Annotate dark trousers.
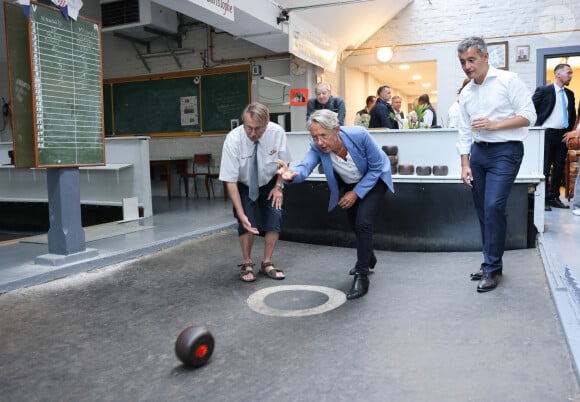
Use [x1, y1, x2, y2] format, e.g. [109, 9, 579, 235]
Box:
[340, 178, 388, 275]
[544, 128, 568, 201]
[470, 141, 523, 273]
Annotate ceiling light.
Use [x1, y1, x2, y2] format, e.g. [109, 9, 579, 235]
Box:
[399, 64, 410, 70]
[422, 83, 432, 88]
[412, 74, 422, 80]
[376, 47, 393, 63]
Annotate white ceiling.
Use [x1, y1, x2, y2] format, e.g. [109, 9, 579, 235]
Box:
[274, 0, 412, 55]
[274, 1, 436, 100]
[358, 60, 438, 100]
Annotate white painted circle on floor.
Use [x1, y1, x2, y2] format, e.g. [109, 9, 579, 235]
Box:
[247, 285, 346, 317]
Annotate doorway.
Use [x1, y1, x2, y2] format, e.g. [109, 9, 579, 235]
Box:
[536, 46, 580, 93]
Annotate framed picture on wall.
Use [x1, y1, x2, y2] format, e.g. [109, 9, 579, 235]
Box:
[290, 89, 308, 106]
[488, 41, 508, 70]
[516, 45, 530, 62]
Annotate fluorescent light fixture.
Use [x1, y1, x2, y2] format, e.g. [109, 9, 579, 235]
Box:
[261, 76, 291, 86]
[399, 64, 410, 70]
[412, 74, 422, 80]
[422, 83, 432, 88]
[376, 47, 393, 63]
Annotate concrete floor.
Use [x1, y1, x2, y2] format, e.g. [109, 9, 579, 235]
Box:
[0, 196, 579, 401]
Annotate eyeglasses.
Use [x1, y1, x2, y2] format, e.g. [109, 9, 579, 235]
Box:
[311, 133, 330, 143]
[243, 124, 266, 135]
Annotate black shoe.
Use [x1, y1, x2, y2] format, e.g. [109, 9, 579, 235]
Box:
[477, 271, 501, 293]
[544, 204, 552, 211]
[470, 270, 483, 281]
[471, 268, 501, 281]
[347, 274, 369, 300]
[549, 198, 569, 209]
[349, 254, 377, 275]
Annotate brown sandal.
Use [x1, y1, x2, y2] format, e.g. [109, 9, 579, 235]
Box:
[260, 261, 285, 280]
[238, 262, 256, 282]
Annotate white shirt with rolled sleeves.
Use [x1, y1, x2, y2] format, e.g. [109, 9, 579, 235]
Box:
[455, 66, 537, 155]
[219, 121, 292, 186]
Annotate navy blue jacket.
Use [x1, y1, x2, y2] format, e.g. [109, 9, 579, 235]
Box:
[368, 99, 396, 129]
[532, 85, 576, 128]
[306, 96, 346, 125]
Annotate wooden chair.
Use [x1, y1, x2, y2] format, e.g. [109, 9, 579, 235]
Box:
[182, 154, 211, 199]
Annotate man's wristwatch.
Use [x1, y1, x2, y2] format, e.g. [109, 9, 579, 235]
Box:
[276, 183, 284, 190]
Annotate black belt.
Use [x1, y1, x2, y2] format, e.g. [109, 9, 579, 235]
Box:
[545, 128, 567, 134]
[475, 140, 520, 147]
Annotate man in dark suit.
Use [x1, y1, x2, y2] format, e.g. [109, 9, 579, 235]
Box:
[533, 63, 576, 211]
[369, 85, 397, 129]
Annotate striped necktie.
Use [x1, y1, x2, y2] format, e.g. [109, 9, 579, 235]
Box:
[249, 141, 259, 201]
[560, 88, 568, 129]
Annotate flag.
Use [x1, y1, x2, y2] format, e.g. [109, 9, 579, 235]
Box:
[50, 0, 69, 19]
[16, 0, 30, 19]
[67, 0, 83, 20]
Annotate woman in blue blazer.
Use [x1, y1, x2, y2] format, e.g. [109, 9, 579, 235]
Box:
[278, 109, 394, 299]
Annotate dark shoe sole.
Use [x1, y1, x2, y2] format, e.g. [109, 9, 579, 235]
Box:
[347, 291, 368, 300]
[477, 285, 497, 293]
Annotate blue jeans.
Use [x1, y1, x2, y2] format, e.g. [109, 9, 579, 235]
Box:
[341, 178, 388, 275]
[235, 176, 281, 235]
[470, 141, 524, 273]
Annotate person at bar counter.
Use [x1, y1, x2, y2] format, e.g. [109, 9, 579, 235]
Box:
[417, 93, 438, 128]
[306, 82, 346, 125]
[277, 109, 394, 300]
[391, 95, 405, 128]
[354, 95, 376, 126]
[456, 36, 536, 293]
[369, 85, 397, 129]
[219, 102, 292, 283]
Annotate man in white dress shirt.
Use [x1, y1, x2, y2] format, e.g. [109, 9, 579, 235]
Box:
[456, 36, 537, 293]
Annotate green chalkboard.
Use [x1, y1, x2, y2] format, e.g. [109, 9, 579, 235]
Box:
[201, 71, 250, 132]
[112, 76, 200, 135]
[105, 67, 250, 135]
[4, 2, 35, 168]
[103, 83, 113, 136]
[29, 2, 104, 167]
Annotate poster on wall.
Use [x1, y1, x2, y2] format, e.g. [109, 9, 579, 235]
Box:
[180, 96, 199, 126]
[290, 89, 308, 106]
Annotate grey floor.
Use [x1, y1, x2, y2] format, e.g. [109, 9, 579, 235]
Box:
[0, 195, 579, 401]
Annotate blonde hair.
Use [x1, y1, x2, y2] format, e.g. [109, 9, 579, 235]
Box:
[242, 102, 270, 125]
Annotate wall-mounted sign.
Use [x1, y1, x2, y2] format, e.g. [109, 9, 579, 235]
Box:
[289, 14, 337, 72]
[290, 89, 308, 106]
[188, 0, 235, 22]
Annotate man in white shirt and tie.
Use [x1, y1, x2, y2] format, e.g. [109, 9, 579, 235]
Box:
[219, 102, 292, 282]
[533, 63, 576, 211]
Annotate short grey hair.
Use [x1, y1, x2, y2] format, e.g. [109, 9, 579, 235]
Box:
[457, 36, 487, 56]
[307, 109, 339, 131]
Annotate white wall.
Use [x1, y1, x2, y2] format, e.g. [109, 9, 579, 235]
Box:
[342, 0, 580, 127]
